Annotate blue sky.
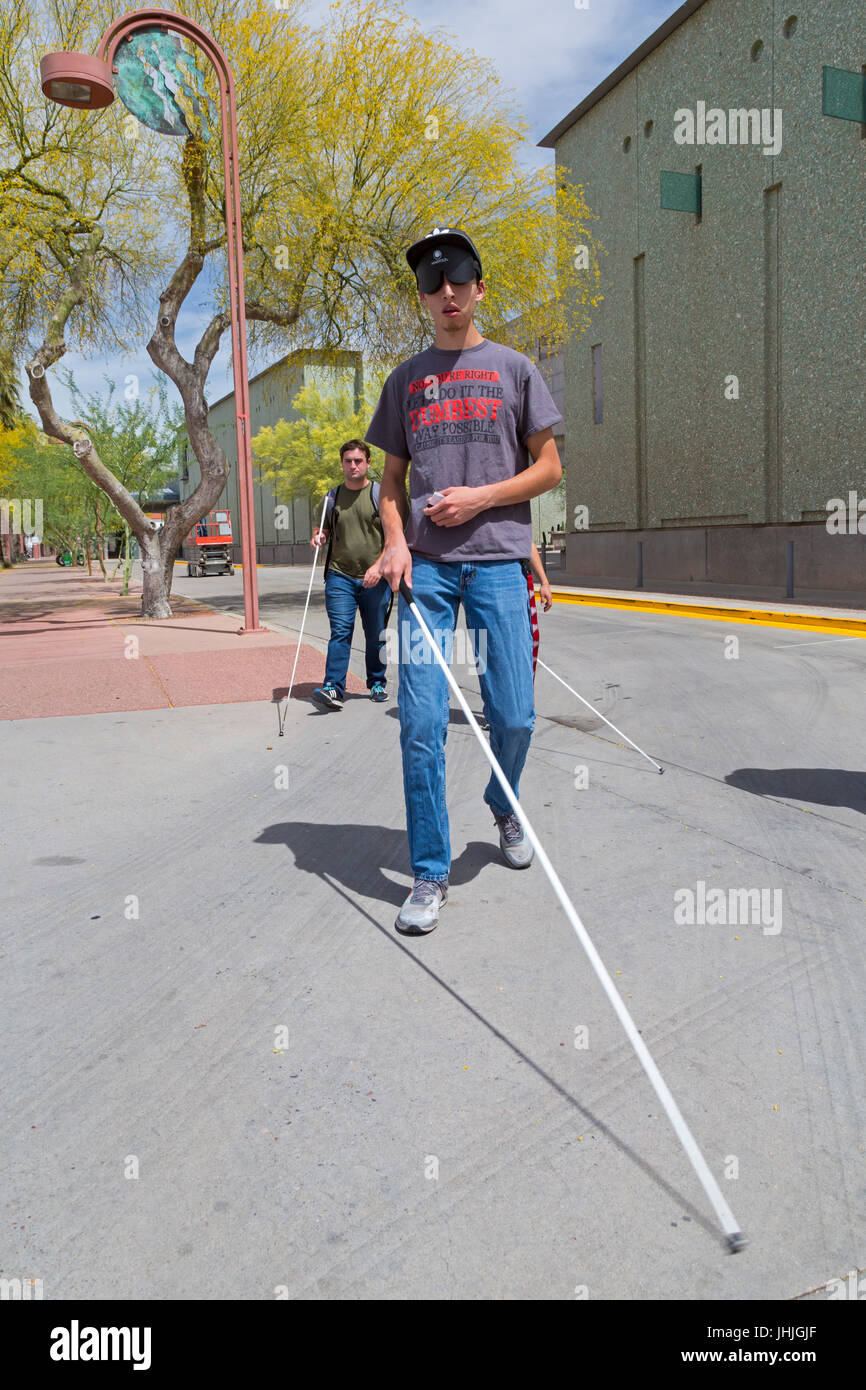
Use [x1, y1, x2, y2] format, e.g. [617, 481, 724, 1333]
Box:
[25, 0, 677, 422]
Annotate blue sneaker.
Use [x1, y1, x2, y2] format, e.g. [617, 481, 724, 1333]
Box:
[312, 685, 343, 711]
[369, 682, 388, 702]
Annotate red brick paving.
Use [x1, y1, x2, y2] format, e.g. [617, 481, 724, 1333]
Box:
[0, 561, 365, 720]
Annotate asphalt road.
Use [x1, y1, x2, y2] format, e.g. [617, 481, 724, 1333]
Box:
[4, 564, 865, 1299]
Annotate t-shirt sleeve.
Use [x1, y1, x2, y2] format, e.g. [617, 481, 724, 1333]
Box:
[365, 369, 410, 459]
[519, 362, 563, 444]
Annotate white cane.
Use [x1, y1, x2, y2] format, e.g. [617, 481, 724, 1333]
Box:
[278, 493, 330, 736]
[537, 658, 664, 774]
[399, 578, 745, 1253]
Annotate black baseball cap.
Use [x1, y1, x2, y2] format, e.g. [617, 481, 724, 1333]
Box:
[406, 226, 483, 293]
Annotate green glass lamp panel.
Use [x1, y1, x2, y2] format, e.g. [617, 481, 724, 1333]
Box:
[822, 66, 866, 124]
[115, 27, 217, 140]
[660, 170, 702, 214]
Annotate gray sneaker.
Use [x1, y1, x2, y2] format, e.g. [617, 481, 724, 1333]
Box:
[395, 879, 448, 935]
[492, 810, 534, 869]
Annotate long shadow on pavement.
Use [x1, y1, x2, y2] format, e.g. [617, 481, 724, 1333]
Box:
[256, 820, 499, 905]
[255, 818, 730, 1253]
[727, 767, 866, 814]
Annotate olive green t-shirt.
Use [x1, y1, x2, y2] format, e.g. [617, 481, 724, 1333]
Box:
[327, 482, 384, 579]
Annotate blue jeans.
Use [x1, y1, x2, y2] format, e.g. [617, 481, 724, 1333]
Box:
[397, 558, 535, 883]
[323, 570, 391, 695]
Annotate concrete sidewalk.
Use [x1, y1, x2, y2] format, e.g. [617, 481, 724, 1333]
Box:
[4, 590, 865, 1299]
[0, 561, 365, 720]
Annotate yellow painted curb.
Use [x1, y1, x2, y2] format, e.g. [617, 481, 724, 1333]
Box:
[548, 589, 866, 638]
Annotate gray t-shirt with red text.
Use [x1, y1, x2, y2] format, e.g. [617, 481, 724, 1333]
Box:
[365, 338, 562, 563]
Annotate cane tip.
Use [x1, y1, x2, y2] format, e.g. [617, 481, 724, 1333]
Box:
[727, 1231, 747, 1254]
[658, 766, 665, 775]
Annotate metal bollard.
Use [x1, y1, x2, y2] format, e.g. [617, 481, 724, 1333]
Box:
[786, 539, 794, 599]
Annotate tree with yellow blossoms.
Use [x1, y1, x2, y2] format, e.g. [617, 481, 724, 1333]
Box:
[2, 0, 601, 615]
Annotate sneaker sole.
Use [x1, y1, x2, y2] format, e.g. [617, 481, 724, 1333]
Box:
[394, 916, 439, 935]
[501, 848, 534, 869]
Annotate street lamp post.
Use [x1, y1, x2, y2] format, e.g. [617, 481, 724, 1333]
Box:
[40, 8, 264, 633]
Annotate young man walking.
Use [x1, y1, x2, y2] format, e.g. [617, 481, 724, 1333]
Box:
[310, 440, 392, 711]
[365, 227, 563, 933]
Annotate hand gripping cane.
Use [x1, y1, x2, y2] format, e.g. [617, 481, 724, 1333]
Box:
[399, 578, 746, 1253]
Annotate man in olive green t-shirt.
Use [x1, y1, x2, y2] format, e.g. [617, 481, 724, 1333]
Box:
[310, 439, 392, 711]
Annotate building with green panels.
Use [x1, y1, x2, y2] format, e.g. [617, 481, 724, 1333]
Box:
[179, 349, 363, 564]
[540, 0, 866, 598]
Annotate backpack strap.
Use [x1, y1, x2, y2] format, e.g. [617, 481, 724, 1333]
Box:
[324, 484, 341, 525]
[322, 484, 341, 580]
[326, 480, 378, 523]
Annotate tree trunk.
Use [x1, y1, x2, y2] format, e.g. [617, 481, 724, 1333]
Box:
[121, 523, 132, 595]
[162, 536, 177, 602]
[140, 532, 172, 618]
[93, 501, 108, 579]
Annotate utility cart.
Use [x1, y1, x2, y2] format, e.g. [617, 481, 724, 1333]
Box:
[184, 509, 235, 577]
